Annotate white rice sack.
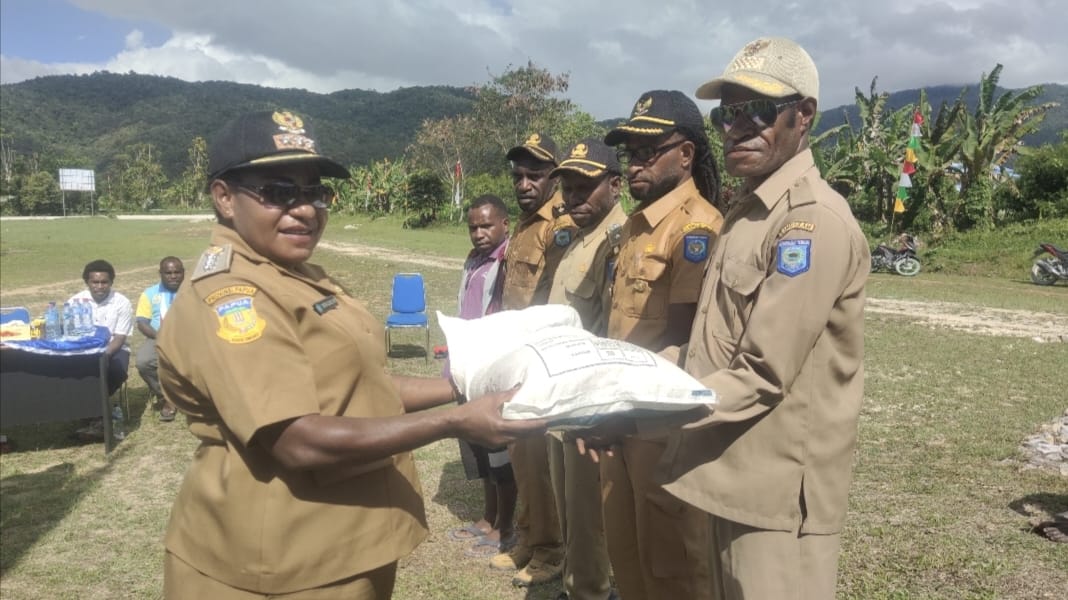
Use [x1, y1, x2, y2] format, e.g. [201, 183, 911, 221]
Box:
[441, 313, 715, 429]
[438, 305, 583, 399]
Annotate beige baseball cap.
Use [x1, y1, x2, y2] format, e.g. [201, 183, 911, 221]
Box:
[696, 37, 819, 103]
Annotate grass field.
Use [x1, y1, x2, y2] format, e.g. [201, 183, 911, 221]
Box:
[1, 215, 1066, 599]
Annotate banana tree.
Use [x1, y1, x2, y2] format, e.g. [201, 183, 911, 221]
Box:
[957, 64, 1053, 229]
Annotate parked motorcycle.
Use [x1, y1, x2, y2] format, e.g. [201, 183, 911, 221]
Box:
[1030, 243, 1068, 286]
[871, 233, 921, 276]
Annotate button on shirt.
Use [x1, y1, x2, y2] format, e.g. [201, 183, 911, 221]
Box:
[653, 149, 870, 535]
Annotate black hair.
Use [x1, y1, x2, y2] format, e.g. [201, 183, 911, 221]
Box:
[468, 194, 509, 219]
[677, 125, 723, 212]
[160, 256, 184, 269]
[82, 259, 116, 282]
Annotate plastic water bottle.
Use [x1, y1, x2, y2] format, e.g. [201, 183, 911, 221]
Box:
[62, 302, 75, 337]
[84, 299, 96, 333]
[111, 404, 126, 441]
[43, 302, 61, 340]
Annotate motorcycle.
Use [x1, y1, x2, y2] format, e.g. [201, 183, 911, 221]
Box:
[871, 233, 921, 277]
[1030, 243, 1068, 286]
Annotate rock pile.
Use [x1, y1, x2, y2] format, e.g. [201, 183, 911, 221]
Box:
[1020, 408, 1068, 477]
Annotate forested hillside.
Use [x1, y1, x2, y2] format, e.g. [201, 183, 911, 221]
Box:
[0, 72, 475, 177]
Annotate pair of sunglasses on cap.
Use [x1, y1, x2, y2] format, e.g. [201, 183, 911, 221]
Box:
[709, 98, 801, 131]
[228, 181, 335, 210]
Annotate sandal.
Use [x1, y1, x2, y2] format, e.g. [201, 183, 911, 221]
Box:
[464, 535, 505, 558]
[159, 406, 177, 422]
[448, 523, 489, 542]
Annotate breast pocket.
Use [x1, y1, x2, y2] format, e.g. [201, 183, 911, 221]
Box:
[711, 257, 764, 341]
[510, 246, 544, 291]
[621, 255, 669, 319]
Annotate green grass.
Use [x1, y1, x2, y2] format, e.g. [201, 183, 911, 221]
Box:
[2, 216, 1067, 599]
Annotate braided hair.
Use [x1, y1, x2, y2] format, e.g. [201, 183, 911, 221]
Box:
[678, 125, 723, 213]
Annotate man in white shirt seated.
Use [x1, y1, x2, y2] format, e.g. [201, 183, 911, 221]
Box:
[68, 259, 133, 397]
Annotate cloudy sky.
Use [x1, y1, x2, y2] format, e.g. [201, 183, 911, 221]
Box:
[1, 0, 1065, 119]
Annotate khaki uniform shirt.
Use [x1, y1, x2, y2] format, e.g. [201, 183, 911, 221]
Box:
[502, 191, 575, 310]
[157, 225, 427, 593]
[607, 178, 723, 349]
[653, 149, 870, 535]
[547, 203, 627, 337]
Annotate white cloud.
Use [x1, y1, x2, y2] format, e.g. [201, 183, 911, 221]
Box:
[124, 29, 143, 50]
[5, 0, 1066, 118]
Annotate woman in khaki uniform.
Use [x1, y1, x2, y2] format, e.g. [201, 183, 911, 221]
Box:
[157, 110, 544, 600]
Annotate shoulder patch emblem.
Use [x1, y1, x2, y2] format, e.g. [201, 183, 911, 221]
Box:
[191, 244, 233, 281]
[776, 239, 811, 277]
[215, 296, 266, 344]
[554, 228, 573, 247]
[683, 233, 710, 263]
[777, 220, 816, 238]
[682, 221, 714, 234]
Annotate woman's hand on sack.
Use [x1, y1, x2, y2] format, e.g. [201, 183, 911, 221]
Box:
[453, 387, 547, 448]
[569, 416, 636, 463]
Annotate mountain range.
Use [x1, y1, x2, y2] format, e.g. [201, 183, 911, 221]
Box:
[0, 73, 1063, 178]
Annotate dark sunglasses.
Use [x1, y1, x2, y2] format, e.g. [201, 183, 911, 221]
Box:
[229, 181, 334, 210]
[615, 139, 687, 166]
[709, 98, 801, 131]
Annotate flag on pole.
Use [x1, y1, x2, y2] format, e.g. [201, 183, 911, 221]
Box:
[453, 160, 463, 208]
[895, 111, 923, 214]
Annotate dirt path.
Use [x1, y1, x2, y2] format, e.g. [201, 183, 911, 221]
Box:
[866, 298, 1068, 343]
[317, 240, 465, 270]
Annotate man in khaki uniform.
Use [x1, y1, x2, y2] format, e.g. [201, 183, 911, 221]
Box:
[157, 109, 545, 599]
[600, 90, 723, 600]
[545, 138, 626, 600]
[584, 39, 870, 600]
[492, 133, 575, 587]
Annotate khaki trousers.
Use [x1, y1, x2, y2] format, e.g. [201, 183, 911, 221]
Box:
[510, 433, 563, 563]
[600, 437, 712, 600]
[164, 551, 397, 600]
[709, 516, 841, 600]
[549, 435, 612, 600]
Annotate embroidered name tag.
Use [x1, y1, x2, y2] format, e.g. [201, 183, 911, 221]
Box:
[313, 295, 339, 315]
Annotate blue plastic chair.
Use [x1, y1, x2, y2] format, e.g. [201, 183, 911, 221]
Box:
[385, 273, 429, 362]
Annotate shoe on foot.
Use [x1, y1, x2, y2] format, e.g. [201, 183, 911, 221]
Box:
[511, 557, 562, 587]
[159, 406, 177, 422]
[489, 543, 531, 571]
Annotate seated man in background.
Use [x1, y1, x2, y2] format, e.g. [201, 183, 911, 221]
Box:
[68, 259, 133, 397]
[136, 256, 185, 421]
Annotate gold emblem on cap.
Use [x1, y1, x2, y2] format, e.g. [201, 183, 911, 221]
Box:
[272, 111, 305, 134]
[633, 97, 653, 116]
[525, 133, 542, 146]
[742, 39, 770, 57]
[571, 143, 589, 158]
